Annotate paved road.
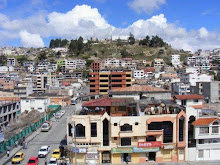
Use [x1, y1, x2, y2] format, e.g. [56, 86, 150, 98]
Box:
[5, 103, 81, 165]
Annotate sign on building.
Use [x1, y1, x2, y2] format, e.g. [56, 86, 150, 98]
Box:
[111, 147, 133, 153]
[137, 142, 161, 148]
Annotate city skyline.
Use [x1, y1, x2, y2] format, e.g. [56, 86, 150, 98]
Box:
[0, 0, 220, 51]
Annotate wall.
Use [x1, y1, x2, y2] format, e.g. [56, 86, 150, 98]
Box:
[21, 98, 49, 113]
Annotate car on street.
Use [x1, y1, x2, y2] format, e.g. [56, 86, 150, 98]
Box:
[12, 152, 25, 164]
[26, 157, 39, 165]
[38, 146, 50, 158]
[48, 158, 58, 165]
[41, 121, 52, 132]
[54, 112, 62, 120]
[51, 149, 61, 160]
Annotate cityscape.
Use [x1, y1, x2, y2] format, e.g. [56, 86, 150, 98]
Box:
[0, 0, 220, 165]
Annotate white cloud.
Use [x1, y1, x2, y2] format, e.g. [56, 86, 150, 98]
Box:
[19, 30, 44, 48]
[0, 5, 220, 51]
[128, 0, 166, 14]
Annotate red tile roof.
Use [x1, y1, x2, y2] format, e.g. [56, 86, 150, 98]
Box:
[174, 94, 204, 100]
[82, 97, 124, 107]
[192, 118, 220, 126]
[110, 85, 168, 92]
[190, 105, 207, 109]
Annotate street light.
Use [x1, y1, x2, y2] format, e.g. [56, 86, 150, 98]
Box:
[43, 101, 47, 121]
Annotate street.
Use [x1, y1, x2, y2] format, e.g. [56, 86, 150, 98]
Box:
[5, 103, 81, 165]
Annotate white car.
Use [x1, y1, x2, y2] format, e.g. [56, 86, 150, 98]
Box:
[48, 158, 58, 165]
[38, 146, 50, 158]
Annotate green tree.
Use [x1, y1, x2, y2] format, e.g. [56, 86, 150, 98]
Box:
[77, 36, 84, 52]
[17, 55, 28, 65]
[128, 33, 135, 45]
[56, 51, 61, 58]
[0, 55, 7, 65]
[120, 48, 131, 58]
[116, 38, 123, 47]
[69, 40, 78, 53]
[38, 51, 47, 61]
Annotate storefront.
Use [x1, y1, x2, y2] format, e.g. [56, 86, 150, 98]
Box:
[162, 145, 175, 162]
[71, 148, 87, 163]
[111, 147, 133, 164]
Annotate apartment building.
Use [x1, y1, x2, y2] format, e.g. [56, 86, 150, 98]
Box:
[37, 61, 50, 71]
[172, 83, 191, 95]
[153, 58, 164, 67]
[133, 70, 145, 79]
[34, 74, 51, 93]
[181, 73, 212, 86]
[171, 54, 181, 67]
[191, 81, 220, 103]
[173, 94, 203, 107]
[7, 58, 16, 66]
[67, 97, 187, 164]
[89, 70, 132, 95]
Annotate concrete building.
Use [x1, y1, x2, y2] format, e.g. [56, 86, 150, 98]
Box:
[0, 66, 14, 73]
[37, 61, 50, 71]
[172, 83, 191, 95]
[67, 97, 187, 164]
[153, 58, 164, 67]
[89, 70, 132, 95]
[171, 54, 181, 68]
[173, 94, 203, 107]
[191, 81, 220, 103]
[7, 58, 16, 66]
[181, 73, 212, 86]
[133, 70, 145, 79]
[0, 99, 20, 130]
[109, 85, 171, 101]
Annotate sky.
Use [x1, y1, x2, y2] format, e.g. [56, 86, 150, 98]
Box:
[0, 0, 220, 51]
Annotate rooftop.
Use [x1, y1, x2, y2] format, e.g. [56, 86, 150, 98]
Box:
[193, 118, 220, 126]
[174, 94, 204, 100]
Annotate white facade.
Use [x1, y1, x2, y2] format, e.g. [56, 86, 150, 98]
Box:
[185, 67, 199, 74]
[28, 65, 35, 72]
[175, 98, 203, 107]
[181, 73, 212, 86]
[52, 47, 68, 53]
[133, 70, 145, 79]
[153, 58, 164, 67]
[0, 66, 14, 73]
[7, 58, 16, 66]
[38, 62, 50, 71]
[171, 54, 181, 67]
[21, 98, 49, 113]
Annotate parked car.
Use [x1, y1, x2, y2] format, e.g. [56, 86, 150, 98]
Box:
[38, 146, 50, 158]
[12, 152, 25, 164]
[54, 112, 62, 120]
[51, 149, 61, 160]
[27, 157, 39, 165]
[48, 158, 58, 165]
[41, 122, 52, 132]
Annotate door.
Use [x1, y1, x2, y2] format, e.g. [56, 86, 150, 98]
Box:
[149, 152, 156, 161]
[178, 148, 184, 161]
[163, 149, 172, 161]
[102, 151, 111, 163]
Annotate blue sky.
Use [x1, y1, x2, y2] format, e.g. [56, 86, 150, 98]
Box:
[0, 0, 220, 51]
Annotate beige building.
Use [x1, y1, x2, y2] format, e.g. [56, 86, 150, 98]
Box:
[67, 110, 186, 164]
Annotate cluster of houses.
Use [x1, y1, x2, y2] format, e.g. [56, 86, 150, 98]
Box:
[0, 46, 220, 163]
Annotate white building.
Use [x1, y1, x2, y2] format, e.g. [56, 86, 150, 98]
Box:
[37, 62, 50, 71]
[104, 58, 121, 68]
[185, 67, 200, 74]
[172, 83, 191, 95]
[0, 66, 14, 73]
[133, 70, 145, 79]
[66, 60, 77, 70]
[28, 65, 35, 72]
[76, 59, 86, 69]
[21, 97, 49, 113]
[7, 58, 16, 66]
[52, 47, 68, 53]
[173, 94, 203, 107]
[193, 114, 220, 161]
[181, 73, 212, 86]
[171, 54, 181, 67]
[153, 58, 164, 67]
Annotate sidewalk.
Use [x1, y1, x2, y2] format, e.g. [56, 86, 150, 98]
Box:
[1, 129, 40, 165]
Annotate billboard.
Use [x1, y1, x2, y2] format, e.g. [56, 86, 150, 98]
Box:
[137, 141, 161, 148]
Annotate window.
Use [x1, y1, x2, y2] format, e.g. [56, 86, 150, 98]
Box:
[198, 150, 203, 158]
[90, 80, 95, 82]
[114, 137, 117, 140]
[120, 124, 132, 132]
[199, 139, 204, 144]
[114, 123, 117, 126]
[90, 90, 95, 93]
[194, 99, 199, 102]
[112, 80, 122, 82]
[146, 136, 156, 141]
[112, 75, 122, 77]
[91, 123, 97, 137]
[112, 84, 122, 87]
[90, 85, 95, 87]
[68, 123, 73, 137]
[100, 85, 108, 87]
[199, 127, 209, 134]
[134, 136, 137, 140]
[135, 122, 138, 125]
[212, 122, 219, 134]
[75, 124, 85, 137]
[181, 100, 186, 106]
[179, 116, 185, 142]
[100, 80, 108, 82]
[121, 138, 131, 146]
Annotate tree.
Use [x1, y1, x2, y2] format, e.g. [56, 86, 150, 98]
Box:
[128, 33, 135, 45]
[139, 35, 150, 46]
[56, 51, 61, 58]
[116, 38, 123, 47]
[0, 55, 7, 65]
[120, 48, 131, 58]
[69, 40, 78, 53]
[38, 51, 47, 61]
[77, 36, 84, 52]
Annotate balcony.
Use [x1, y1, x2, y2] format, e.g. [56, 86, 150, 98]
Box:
[197, 143, 220, 150]
[146, 130, 163, 136]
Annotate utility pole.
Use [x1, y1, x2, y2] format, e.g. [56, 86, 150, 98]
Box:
[74, 121, 77, 165]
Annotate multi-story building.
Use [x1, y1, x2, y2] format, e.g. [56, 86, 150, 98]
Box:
[76, 59, 86, 69]
[66, 60, 77, 70]
[171, 54, 181, 68]
[133, 70, 145, 79]
[191, 81, 220, 103]
[34, 74, 51, 93]
[67, 97, 187, 164]
[172, 83, 191, 95]
[173, 94, 203, 107]
[153, 58, 164, 67]
[7, 58, 16, 66]
[181, 73, 212, 86]
[89, 70, 132, 95]
[0, 99, 20, 130]
[91, 61, 104, 71]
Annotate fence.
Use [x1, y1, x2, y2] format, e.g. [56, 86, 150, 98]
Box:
[0, 105, 61, 154]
